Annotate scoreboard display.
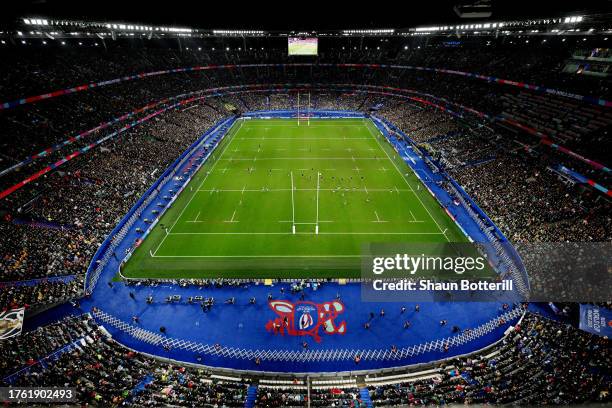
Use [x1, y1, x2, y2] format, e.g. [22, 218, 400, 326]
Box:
[288, 37, 318, 55]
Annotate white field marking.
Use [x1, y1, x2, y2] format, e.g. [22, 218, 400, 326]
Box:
[219, 168, 229, 174]
[409, 210, 417, 222]
[151, 254, 364, 259]
[239, 137, 371, 140]
[279, 220, 334, 223]
[167, 232, 444, 236]
[394, 186, 400, 194]
[197, 188, 412, 192]
[242, 124, 367, 128]
[186, 210, 205, 223]
[403, 175, 415, 191]
[364, 119, 449, 241]
[315, 171, 321, 230]
[373, 210, 388, 223]
[152, 119, 243, 255]
[219, 157, 384, 161]
[245, 120, 364, 123]
[290, 171, 296, 229]
[224, 209, 239, 223]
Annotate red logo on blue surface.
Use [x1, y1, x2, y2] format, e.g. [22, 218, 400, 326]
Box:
[266, 300, 346, 343]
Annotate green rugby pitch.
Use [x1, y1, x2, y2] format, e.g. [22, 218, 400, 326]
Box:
[121, 118, 469, 279]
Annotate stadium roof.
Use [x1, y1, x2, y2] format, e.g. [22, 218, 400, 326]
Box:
[3, 0, 610, 30]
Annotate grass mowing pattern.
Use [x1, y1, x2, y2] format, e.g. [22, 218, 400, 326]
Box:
[121, 118, 468, 279]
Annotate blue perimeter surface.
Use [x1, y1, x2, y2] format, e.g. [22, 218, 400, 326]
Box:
[87, 282, 520, 373]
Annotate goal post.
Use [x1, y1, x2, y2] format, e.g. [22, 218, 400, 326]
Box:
[296, 91, 311, 126]
[307, 92, 310, 126]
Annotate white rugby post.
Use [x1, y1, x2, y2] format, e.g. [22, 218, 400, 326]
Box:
[291, 171, 296, 234]
[315, 171, 320, 235]
[307, 92, 311, 126]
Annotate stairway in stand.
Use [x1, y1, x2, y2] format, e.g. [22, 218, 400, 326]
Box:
[244, 384, 258, 408]
[359, 383, 374, 408]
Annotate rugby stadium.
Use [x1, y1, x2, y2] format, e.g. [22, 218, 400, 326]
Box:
[0, 1, 610, 406]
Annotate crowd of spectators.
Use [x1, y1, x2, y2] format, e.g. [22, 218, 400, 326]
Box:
[2, 313, 247, 406]
[2, 42, 608, 160]
[2, 38, 608, 99]
[256, 386, 362, 407]
[0, 314, 93, 376]
[255, 387, 309, 407]
[515, 242, 610, 302]
[12, 324, 157, 405]
[1, 311, 608, 406]
[0, 276, 83, 313]
[450, 155, 610, 242]
[367, 312, 610, 405]
[131, 366, 247, 407]
[378, 101, 611, 243]
[1, 103, 222, 310]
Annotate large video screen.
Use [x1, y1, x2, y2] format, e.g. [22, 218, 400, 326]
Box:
[288, 37, 318, 55]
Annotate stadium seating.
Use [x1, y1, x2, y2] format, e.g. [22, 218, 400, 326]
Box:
[0, 32, 610, 405]
[1, 311, 609, 406]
